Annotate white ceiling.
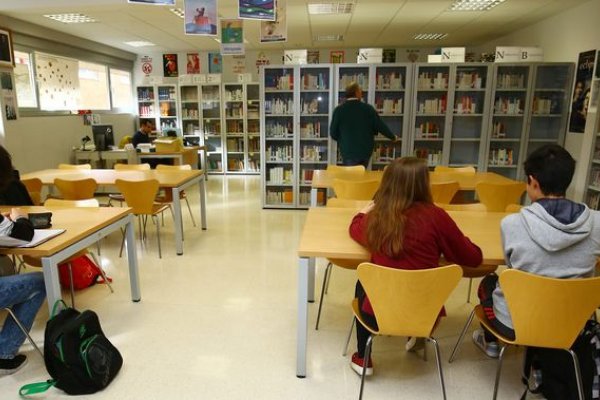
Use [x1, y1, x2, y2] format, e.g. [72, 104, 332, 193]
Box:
[0, 0, 592, 54]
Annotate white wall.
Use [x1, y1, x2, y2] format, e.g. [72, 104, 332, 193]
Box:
[473, 0, 600, 200]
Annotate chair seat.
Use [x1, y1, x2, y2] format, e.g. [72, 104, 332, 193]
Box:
[149, 203, 171, 216]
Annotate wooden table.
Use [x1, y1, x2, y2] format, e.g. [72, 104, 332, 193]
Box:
[295, 207, 508, 377]
[137, 147, 199, 168]
[0, 206, 140, 313]
[21, 169, 207, 255]
[310, 169, 518, 206]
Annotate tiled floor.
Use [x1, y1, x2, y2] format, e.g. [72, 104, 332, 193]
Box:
[2, 176, 531, 399]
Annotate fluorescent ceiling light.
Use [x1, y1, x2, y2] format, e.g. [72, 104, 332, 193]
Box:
[124, 41, 156, 47]
[308, 2, 355, 15]
[315, 34, 344, 41]
[43, 13, 97, 24]
[169, 8, 184, 18]
[413, 33, 448, 40]
[214, 38, 222, 43]
[450, 0, 506, 11]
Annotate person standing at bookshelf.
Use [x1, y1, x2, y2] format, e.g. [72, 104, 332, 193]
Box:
[330, 82, 397, 168]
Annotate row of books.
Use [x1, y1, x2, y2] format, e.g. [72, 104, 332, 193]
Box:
[224, 89, 243, 101]
[265, 74, 294, 90]
[226, 138, 244, 152]
[339, 74, 368, 90]
[299, 191, 324, 206]
[491, 122, 507, 138]
[266, 189, 293, 204]
[456, 72, 484, 89]
[417, 97, 447, 114]
[248, 138, 260, 152]
[138, 105, 155, 116]
[157, 87, 177, 101]
[532, 98, 557, 115]
[265, 98, 294, 115]
[300, 145, 326, 161]
[302, 74, 328, 90]
[376, 73, 403, 90]
[494, 97, 523, 115]
[301, 169, 315, 183]
[417, 72, 448, 90]
[181, 108, 199, 119]
[267, 167, 291, 183]
[589, 168, 600, 187]
[247, 120, 260, 133]
[247, 160, 260, 172]
[225, 104, 243, 118]
[226, 119, 243, 133]
[201, 88, 221, 101]
[415, 122, 440, 136]
[208, 159, 222, 171]
[454, 96, 479, 114]
[300, 122, 322, 137]
[496, 74, 526, 90]
[266, 121, 293, 137]
[266, 145, 293, 161]
[586, 192, 600, 210]
[247, 109, 260, 119]
[489, 148, 514, 166]
[373, 144, 399, 162]
[375, 98, 403, 114]
[414, 148, 443, 166]
[227, 159, 245, 171]
[300, 98, 323, 115]
[203, 120, 221, 134]
[137, 87, 155, 101]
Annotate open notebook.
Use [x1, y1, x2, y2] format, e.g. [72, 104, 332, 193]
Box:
[0, 229, 66, 248]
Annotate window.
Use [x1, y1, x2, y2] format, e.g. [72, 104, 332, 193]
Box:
[110, 68, 133, 111]
[35, 52, 79, 111]
[79, 61, 110, 110]
[13, 50, 37, 108]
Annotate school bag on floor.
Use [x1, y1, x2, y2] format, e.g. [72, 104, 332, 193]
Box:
[58, 254, 106, 290]
[19, 301, 123, 397]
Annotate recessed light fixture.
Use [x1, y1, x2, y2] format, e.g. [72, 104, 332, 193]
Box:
[124, 41, 156, 47]
[43, 13, 97, 24]
[450, 0, 506, 11]
[315, 34, 344, 41]
[169, 8, 185, 18]
[413, 33, 448, 40]
[308, 2, 355, 15]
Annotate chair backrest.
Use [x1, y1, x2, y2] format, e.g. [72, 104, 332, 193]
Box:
[476, 181, 526, 212]
[114, 163, 151, 171]
[58, 163, 91, 170]
[357, 263, 462, 337]
[21, 178, 43, 205]
[53, 178, 97, 200]
[436, 202, 487, 212]
[327, 164, 366, 180]
[115, 179, 160, 215]
[500, 269, 600, 349]
[505, 203, 523, 213]
[156, 164, 192, 171]
[326, 198, 371, 209]
[332, 178, 379, 200]
[430, 181, 460, 204]
[434, 165, 476, 173]
[44, 198, 100, 207]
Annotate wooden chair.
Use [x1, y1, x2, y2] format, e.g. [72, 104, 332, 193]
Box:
[505, 203, 523, 213]
[475, 181, 526, 212]
[434, 165, 476, 173]
[115, 179, 171, 259]
[21, 178, 43, 205]
[345, 263, 462, 400]
[430, 181, 460, 204]
[327, 164, 366, 180]
[58, 163, 91, 170]
[332, 178, 379, 201]
[436, 202, 487, 212]
[53, 178, 97, 200]
[155, 164, 196, 227]
[108, 163, 151, 206]
[325, 198, 370, 208]
[449, 269, 600, 400]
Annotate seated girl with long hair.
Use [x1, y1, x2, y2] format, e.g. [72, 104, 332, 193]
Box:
[348, 157, 482, 376]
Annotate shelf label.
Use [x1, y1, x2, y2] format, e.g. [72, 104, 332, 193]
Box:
[193, 74, 206, 84]
[495, 47, 543, 62]
[237, 73, 253, 83]
[441, 47, 465, 63]
[179, 74, 193, 84]
[206, 74, 221, 83]
[284, 50, 307, 65]
[357, 48, 383, 64]
[520, 47, 543, 62]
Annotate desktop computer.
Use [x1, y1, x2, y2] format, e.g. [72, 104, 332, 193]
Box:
[92, 125, 115, 151]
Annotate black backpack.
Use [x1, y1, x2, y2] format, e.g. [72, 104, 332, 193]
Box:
[19, 301, 123, 396]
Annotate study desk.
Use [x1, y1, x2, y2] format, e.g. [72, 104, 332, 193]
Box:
[137, 147, 199, 168]
[74, 148, 202, 171]
[295, 207, 508, 377]
[21, 169, 207, 255]
[309, 169, 518, 206]
[0, 206, 140, 313]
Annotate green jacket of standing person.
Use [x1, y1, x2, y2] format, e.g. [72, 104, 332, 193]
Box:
[330, 82, 396, 167]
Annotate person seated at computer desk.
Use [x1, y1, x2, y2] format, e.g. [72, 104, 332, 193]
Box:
[132, 119, 154, 148]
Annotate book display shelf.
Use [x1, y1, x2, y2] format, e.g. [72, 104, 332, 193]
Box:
[246, 83, 261, 174]
[583, 68, 600, 210]
[136, 84, 180, 132]
[201, 83, 224, 174]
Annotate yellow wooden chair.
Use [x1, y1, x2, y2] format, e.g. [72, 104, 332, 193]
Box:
[325, 198, 370, 208]
[155, 164, 196, 227]
[475, 181, 526, 212]
[448, 269, 600, 400]
[53, 178, 97, 200]
[505, 203, 523, 213]
[107, 163, 151, 206]
[327, 164, 366, 179]
[345, 263, 462, 400]
[434, 165, 476, 173]
[430, 181, 460, 204]
[21, 178, 43, 205]
[58, 163, 92, 170]
[436, 202, 487, 212]
[115, 179, 171, 259]
[332, 178, 379, 201]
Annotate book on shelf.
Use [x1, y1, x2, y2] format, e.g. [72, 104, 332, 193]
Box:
[494, 97, 522, 114]
[491, 122, 506, 138]
[265, 74, 294, 90]
[414, 148, 442, 166]
[300, 122, 322, 137]
[456, 72, 482, 89]
[266, 189, 294, 204]
[339, 74, 368, 90]
[489, 148, 514, 166]
[266, 121, 293, 138]
[266, 145, 293, 161]
[376, 73, 403, 90]
[299, 190, 325, 206]
[418, 95, 447, 114]
[415, 122, 440, 138]
[301, 145, 326, 161]
[268, 167, 292, 184]
[454, 96, 477, 114]
[228, 159, 245, 171]
[417, 72, 448, 89]
[532, 97, 555, 115]
[302, 73, 326, 90]
[265, 98, 294, 114]
[375, 98, 402, 114]
[586, 192, 600, 210]
[496, 74, 525, 90]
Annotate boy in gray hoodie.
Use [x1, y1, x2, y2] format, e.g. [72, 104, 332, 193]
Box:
[473, 144, 600, 358]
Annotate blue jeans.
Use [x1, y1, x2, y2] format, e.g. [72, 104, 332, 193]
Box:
[0, 272, 46, 359]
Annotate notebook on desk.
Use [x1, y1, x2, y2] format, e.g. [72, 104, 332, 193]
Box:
[0, 229, 66, 248]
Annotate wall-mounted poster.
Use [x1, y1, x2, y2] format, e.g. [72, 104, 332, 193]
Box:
[239, 0, 275, 20]
[330, 50, 344, 64]
[221, 19, 244, 55]
[1, 71, 17, 120]
[0, 28, 14, 68]
[163, 54, 179, 77]
[260, 0, 286, 43]
[307, 50, 319, 64]
[187, 53, 200, 74]
[184, 0, 218, 36]
[569, 49, 596, 133]
[208, 52, 222, 73]
[383, 49, 396, 63]
[128, 0, 175, 4]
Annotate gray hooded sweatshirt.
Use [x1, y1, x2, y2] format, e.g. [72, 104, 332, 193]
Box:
[493, 198, 600, 329]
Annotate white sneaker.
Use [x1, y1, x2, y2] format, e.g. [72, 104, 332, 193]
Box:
[405, 337, 425, 352]
[472, 329, 500, 358]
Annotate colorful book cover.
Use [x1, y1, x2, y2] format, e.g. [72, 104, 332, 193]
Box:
[208, 52, 222, 73]
[163, 54, 178, 77]
[260, 0, 286, 43]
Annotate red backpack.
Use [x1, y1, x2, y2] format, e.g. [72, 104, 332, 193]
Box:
[58, 255, 107, 290]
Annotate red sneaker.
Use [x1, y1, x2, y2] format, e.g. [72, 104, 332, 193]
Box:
[350, 352, 373, 376]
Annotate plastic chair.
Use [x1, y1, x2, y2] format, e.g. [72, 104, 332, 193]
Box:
[58, 163, 91, 170]
[345, 263, 462, 400]
[115, 179, 171, 259]
[436, 202, 487, 212]
[475, 182, 526, 212]
[434, 165, 476, 173]
[327, 164, 366, 179]
[430, 181, 460, 204]
[53, 178, 97, 200]
[21, 178, 43, 205]
[332, 178, 379, 201]
[108, 163, 151, 206]
[155, 164, 196, 227]
[1, 308, 43, 358]
[325, 198, 370, 209]
[448, 269, 600, 400]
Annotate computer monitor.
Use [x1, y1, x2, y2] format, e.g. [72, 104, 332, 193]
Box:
[92, 125, 115, 151]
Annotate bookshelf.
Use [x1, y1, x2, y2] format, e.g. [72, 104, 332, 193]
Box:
[180, 84, 200, 136]
[583, 67, 600, 210]
[246, 83, 261, 174]
[201, 83, 224, 174]
[136, 84, 180, 132]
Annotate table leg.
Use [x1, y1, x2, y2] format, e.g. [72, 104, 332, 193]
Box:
[310, 188, 318, 207]
[199, 177, 207, 230]
[172, 187, 184, 255]
[125, 215, 141, 302]
[297, 256, 310, 378]
[308, 257, 315, 303]
[41, 257, 62, 314]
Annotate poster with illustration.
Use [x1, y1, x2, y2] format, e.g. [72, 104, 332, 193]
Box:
[208, 52, 222, 73]
[383, 49, 396, 63]
[239, 0, 275, 20]
[307, 50, 319, 64]
[163, 54, 179, 77]
[330, 50, 344, 64]
[184, 0, 218, 36]
[221, 19, 244, 55]
[260, 0, 286, 43]
[187, 53, 200, 74]
[569, 50, 596, 133]
[1, 71, 16, 120]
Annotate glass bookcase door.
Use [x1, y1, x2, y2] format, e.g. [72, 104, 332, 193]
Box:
[137, 86, 155, 119]
[157, 85, 178, 131]
[201, 84, 223, 173]
[585, 107, 600, 210]
[246, 83, 261, 173]
[224, 83, 245, 173]
[263, 67, 295, 207]
[337, 65, 370, 103]
[180, 85, 200, 136]
[486, 65, 531, 179]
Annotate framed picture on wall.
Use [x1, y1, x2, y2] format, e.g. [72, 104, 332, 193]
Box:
[0, 28, 14, 68]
